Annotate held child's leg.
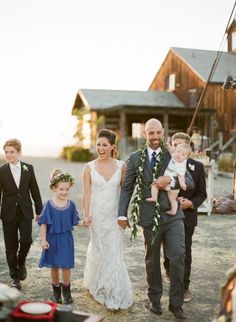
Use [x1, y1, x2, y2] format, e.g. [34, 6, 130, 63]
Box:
[178, 175, 187, 191]
[146, 185, 159, 202]
[51, 268, 62, 303]
[62, 269, 73, 304]
[166, 190, 178, 215]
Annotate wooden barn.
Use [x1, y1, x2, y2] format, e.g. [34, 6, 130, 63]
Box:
[150, 50, 236, 144]
[72, 89, 213, 158]
[150, 19, 236, 151]
[72, 19, 236, 157]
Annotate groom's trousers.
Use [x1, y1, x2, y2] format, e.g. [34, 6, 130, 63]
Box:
[143, 218, 185, 306]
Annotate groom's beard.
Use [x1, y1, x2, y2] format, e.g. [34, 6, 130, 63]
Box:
[148, 140, 161, 150]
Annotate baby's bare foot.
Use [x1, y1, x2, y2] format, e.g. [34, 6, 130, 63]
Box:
[146, 198, 156, 203]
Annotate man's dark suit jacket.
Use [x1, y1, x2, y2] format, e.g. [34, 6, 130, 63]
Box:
[0, 162, 43, 222]
[179, 158, 207, 227]
[118, 148, 195, 226]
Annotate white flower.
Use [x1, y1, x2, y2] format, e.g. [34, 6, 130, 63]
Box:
[22, 165, 28, 172]
[188, 163, 195, 171]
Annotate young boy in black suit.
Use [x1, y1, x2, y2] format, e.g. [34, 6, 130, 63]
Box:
[0, 139, 42, 290]
[163, 132, 207, 303]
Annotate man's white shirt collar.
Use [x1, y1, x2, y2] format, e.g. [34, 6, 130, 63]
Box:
[147, 146, 161, 161]
[10, 161, 21, 170]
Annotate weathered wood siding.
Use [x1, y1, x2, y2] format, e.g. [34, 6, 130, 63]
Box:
[149, 49, 236, 141]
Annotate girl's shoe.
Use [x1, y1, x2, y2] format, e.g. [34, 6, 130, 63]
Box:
[62, 284, 73, 304]
[51, 284, 62, 303]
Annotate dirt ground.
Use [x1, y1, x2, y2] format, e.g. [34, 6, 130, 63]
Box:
[0, 157, 235, 322]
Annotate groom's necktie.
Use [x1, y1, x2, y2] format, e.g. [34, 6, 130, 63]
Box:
[151, 151, 157, 168]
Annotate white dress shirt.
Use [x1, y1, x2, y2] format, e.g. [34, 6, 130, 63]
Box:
[10, 161, 21, 188]
[147, 146, 162, 162]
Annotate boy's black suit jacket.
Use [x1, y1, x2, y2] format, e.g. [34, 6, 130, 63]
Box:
[0, 161, 43, 222]
[178, 158, 207, 228]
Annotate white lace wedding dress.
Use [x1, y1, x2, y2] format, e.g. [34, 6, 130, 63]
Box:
[83, 160, 133, 310]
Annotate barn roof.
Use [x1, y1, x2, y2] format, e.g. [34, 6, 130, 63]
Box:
[72, 88, 185, 113]
[171, 47, 236, 83]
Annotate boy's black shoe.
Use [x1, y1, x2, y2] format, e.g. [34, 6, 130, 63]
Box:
[10, 279, 22, 290]
[19, 263, 27, 281]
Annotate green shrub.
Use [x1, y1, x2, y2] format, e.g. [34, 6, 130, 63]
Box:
[61, 146, 93, 162]
[61, 146, 71, 160]
[218, 154, 234, 172]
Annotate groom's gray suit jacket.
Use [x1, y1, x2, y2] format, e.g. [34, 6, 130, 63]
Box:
[118, 148, 194, 227]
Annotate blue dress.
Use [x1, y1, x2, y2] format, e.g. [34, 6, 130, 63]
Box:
[38, 200, 79, 269]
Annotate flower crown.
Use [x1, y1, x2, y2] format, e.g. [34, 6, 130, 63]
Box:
[50, 172, 75, 189]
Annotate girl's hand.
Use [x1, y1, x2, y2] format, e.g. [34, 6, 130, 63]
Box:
[35, 214, 41, 222]
[41, 240, 49, 250]
[84, 216, 92, 226]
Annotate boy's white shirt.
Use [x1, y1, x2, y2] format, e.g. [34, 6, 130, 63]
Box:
[10, 161, 21, 188]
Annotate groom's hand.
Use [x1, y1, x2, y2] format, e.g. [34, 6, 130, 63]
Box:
[118, 219, 130, 229]
[154, 176, 171, 190]
[178, 197, 193, 210]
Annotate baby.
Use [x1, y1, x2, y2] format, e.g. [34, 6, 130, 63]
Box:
[146, 143, 191, 215]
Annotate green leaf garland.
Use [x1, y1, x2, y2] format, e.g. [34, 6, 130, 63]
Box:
[130, 141, 165, 244]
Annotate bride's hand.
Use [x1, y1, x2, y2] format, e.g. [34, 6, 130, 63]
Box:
[84, 216, 92, 226]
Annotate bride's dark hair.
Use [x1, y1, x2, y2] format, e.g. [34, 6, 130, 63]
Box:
[97, 129, 118, 158]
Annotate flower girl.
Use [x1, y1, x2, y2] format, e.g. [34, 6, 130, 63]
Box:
[38, 168, 81, 304]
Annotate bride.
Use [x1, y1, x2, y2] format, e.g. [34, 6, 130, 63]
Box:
[82, 129, 133, 310]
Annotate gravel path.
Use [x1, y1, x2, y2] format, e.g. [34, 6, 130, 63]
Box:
[0, 157, 235, 322]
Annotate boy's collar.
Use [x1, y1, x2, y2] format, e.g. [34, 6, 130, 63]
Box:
[9, 161, 21, 168]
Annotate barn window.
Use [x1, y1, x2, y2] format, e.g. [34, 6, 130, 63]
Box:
[232, 31, 236, 51]
[166, 74, 175, 91]
[188, 89, 198, 108]
[132, 123, 144, 138]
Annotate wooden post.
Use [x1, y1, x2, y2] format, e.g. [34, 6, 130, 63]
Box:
[219, 132, 223, 152]
[90, 112, 97, 149]
[119, 110, 127, 159]
[232, 133, 236, 156]
[209, 115, 214, 145]
[163, 113, 169, 141]
[233, 158, 236, 199]
[119, 110, 127, 137]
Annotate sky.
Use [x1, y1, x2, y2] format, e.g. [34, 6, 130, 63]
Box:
[0, 0, 235, 157]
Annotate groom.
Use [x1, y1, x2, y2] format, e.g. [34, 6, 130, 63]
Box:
[118, 118, 194, 320]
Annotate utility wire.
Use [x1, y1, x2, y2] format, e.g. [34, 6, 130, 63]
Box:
[187, 0, 236, 135]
